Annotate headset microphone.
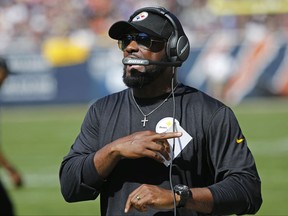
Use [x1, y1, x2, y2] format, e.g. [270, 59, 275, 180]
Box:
[122, 58, 181, 66]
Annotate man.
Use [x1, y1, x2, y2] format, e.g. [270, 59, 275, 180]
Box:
[0, 57, 23, 216]
[60, 7, 262, 215]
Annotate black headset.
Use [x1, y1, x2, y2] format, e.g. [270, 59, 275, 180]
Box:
[129, 7, 190, 64]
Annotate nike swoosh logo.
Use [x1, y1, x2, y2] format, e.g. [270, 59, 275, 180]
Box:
[236, 138, 244, 144]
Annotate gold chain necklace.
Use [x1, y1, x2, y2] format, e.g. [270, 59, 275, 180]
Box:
[131, 84, 178, 127]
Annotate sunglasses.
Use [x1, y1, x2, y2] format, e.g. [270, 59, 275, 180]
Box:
[118, 33, 165, 51]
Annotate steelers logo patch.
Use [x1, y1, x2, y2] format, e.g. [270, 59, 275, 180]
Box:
[132, 12, 148, 22]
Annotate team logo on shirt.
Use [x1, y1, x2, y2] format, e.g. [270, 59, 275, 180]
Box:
[132, 12, 148, 22]
[155, 117, 193, 167]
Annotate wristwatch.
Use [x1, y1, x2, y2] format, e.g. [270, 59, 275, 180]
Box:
[174, 184, 192, 207]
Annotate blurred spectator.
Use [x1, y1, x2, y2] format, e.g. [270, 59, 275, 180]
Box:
[201, 32, 237, 101]
[0, 57, 23, 216]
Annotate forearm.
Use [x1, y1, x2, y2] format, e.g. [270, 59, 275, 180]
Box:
[185, 187, 214, 213]
[0, 153, 9, 168]
[93, 141, 122, 179]
[0, 153, 16, 173]
[184, 174, 261, 215]
[93, 130, 178, 178]
[125, 184, 214, 213]
[60, 141, 123, 201]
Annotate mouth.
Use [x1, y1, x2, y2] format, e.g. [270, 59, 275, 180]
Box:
[126, 64, 146, 73]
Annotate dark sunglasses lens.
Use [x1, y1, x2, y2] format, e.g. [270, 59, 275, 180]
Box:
[118, 35, 133, 50]
[136, 34, 151, 48]
[118, 34, 152, 50]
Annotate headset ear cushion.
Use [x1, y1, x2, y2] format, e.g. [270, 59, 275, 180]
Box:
[176, 35, 190, 61]
[167, 34, 190, 63]
[166, 32, 175, 61]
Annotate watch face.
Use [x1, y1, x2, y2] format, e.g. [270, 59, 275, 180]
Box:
[179, 185, 188, 191]
[175, 184, 190, 197]
[174, 184, 191, 207]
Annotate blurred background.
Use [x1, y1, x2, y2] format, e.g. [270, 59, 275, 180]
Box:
[0, 0, 287, 215]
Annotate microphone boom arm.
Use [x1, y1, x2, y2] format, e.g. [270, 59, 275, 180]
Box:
[122, 58, 181, 67]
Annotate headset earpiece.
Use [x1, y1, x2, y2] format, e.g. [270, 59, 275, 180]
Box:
[129, 7, 190, 64]
[160, 8, 189, 63]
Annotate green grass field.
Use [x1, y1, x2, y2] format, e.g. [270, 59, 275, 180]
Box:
[1, 98, 288, 215]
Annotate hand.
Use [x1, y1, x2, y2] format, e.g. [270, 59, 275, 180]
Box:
[0, 153, 23, 188]
[124, 184, 174, 213]
[93, 130, 182, 179]
[113, 130, 182, 163]
[9, 168, 23, 188]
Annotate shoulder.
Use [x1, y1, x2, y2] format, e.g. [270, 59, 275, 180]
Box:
[90, 88, 130, 111]
[179, 84, 226, 112]
[178, 84, 233, 128]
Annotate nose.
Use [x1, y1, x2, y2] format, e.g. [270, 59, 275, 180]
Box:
[124, 40, 140, 53]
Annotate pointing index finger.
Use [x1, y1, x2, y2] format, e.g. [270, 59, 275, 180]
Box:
[157, 132, 182, 139]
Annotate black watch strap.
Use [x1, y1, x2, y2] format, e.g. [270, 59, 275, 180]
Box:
[174, 184, 192, 208]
